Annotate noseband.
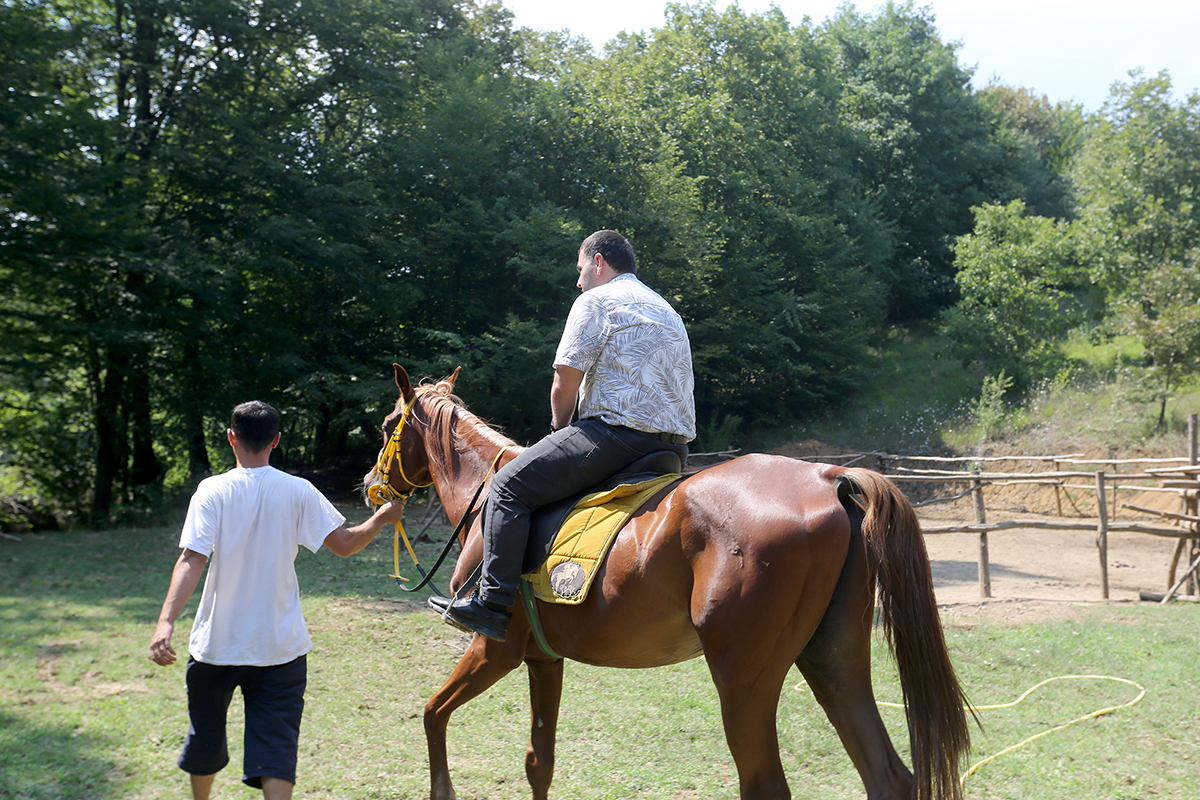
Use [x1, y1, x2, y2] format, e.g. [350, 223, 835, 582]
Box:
[367, 392, 437, 588]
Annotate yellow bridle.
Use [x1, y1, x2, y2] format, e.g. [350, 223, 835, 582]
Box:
[368, 389, 510, 586]
[367, 393, 433, 582]
[369, 393, 431, 507]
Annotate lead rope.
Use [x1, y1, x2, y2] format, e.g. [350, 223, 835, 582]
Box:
[953, 674, 1146, 789]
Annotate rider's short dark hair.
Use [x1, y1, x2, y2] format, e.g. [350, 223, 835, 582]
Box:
[230, 401, 280, 453]
[581, 230, 637, 274]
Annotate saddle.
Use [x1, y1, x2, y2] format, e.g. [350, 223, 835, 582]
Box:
[519, 450, 684, 604]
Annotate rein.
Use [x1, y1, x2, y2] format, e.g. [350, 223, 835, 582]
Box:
[368, 389, 510, 596]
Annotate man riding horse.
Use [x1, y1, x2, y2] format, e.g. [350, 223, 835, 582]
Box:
[430, 229, 696, 640]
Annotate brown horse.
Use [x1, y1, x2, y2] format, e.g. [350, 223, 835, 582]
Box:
[364, 365, 973, 800]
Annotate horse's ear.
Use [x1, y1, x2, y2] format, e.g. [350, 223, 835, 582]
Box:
[393, 364, 414, 400]
[447, 366, 461, 390]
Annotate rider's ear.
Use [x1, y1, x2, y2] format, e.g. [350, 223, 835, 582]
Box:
[394, 363, 414, 400]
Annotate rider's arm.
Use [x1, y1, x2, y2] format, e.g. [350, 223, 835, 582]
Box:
[322, 498, 408, 557]
[550, 364, 584, 432]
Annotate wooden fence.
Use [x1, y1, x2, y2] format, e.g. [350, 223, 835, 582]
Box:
[803, 415, 1200, 603]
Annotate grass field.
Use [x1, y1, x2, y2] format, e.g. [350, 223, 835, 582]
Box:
[2, 508, 1199, 800]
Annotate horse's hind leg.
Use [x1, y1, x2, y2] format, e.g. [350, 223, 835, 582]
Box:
[794, 532, 914, 800]
[705, 649, 794, 799]
[697, 574, 833, 798]
[524, 657, 564, 800]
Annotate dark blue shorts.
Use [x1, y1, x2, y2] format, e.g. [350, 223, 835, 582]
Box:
[179, 654, 307, 788]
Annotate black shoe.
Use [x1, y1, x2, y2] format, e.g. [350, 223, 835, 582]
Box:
[429, 594, 511, 642]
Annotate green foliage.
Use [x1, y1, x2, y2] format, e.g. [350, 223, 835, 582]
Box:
[1116, 255, 1200, 426]
[969, 371, 1014, 443]
[941, 201, 1086, 386]
[979, 83, 1085, 219]
[942, 71, 1200, 423]
[699, 412, 744, 454]
[15, 0, 1182, 526]
[820, 1, 1005, 320]
[0, 378, 93, 529]
[1070, 70, 1200, 298]
[591, 4, 884, 421]
[418, 315, 561, 444]
[0, 0, 483, 522]
[775, 324, 982, 455]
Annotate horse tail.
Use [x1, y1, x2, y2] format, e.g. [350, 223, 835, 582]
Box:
[839, 467, 975, 800]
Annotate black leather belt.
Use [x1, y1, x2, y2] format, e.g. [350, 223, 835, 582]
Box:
[609, 423, 689, 445]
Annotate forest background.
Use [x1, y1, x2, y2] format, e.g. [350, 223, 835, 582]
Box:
[3, 0, 1200, 529]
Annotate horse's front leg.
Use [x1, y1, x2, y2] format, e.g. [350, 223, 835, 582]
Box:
[424, 634, 525, 800]
[524, 656, 564, 800]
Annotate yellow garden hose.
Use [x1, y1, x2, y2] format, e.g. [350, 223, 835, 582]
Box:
[951, 674, 1146, 788]
[795, 673, 1146, 789]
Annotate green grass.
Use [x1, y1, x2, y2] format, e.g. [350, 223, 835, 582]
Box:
[7, 326, 1200, 798]
[2, 515, 1199, 799]
[1058, 331, 1144, 371]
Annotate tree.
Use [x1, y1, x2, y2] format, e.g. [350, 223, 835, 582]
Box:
[580, 4, 885, 428]
[1117, 256, 1200, 427]
[0, 0, 482, 522]
[1070, 71, 1200, 301]
[820, 1, 1005, 321]
[979, 83, 1084, 220]
[941, 201, 1086, 386]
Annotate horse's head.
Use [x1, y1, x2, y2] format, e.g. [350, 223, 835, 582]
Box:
[361, 363, 461, 506]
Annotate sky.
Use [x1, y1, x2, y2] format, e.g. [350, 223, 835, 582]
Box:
[500, 0, 1200, 112]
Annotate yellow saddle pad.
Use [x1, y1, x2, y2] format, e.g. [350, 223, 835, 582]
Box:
[522, 473, 680, 605]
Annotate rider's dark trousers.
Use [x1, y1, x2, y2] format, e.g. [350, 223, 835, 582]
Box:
[477, 417, 688, 607]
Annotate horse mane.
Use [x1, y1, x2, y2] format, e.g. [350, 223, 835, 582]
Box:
[414, 379, 519, 477]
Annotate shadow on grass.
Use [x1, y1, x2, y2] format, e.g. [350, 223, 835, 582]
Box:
[1, 523, 437, 630]
[0, 710, 119, 800]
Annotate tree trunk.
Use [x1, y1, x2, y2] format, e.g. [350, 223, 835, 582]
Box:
[90, 347, 128, 526]
[127, 359, 160, 486]
[181, 335, 211, 487]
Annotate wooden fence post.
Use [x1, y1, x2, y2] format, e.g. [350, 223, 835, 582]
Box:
[1111, 461, 1120, 520]
[972, 476, 991, 598]
[1189, 414, 1198, 596]
[1053, 459, 1064, 517]
[1096, 471, 1109, 600]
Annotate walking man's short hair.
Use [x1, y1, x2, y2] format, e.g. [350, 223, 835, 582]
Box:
[231, 401, 280, 453]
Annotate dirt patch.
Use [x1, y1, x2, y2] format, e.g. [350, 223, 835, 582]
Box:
[915, 467, 1194, 624]
[923, 523, 1189, 626]
[768, 441, 1198, 625]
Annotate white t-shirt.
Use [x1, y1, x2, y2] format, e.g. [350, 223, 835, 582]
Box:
[180, 466, 346, 666]
[554, 272, 696, 439]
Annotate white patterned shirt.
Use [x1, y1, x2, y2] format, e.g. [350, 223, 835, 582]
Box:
[554, 272, 696, 439]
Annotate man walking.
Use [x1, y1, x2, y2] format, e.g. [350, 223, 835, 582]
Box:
[150, 400, 406, 799]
